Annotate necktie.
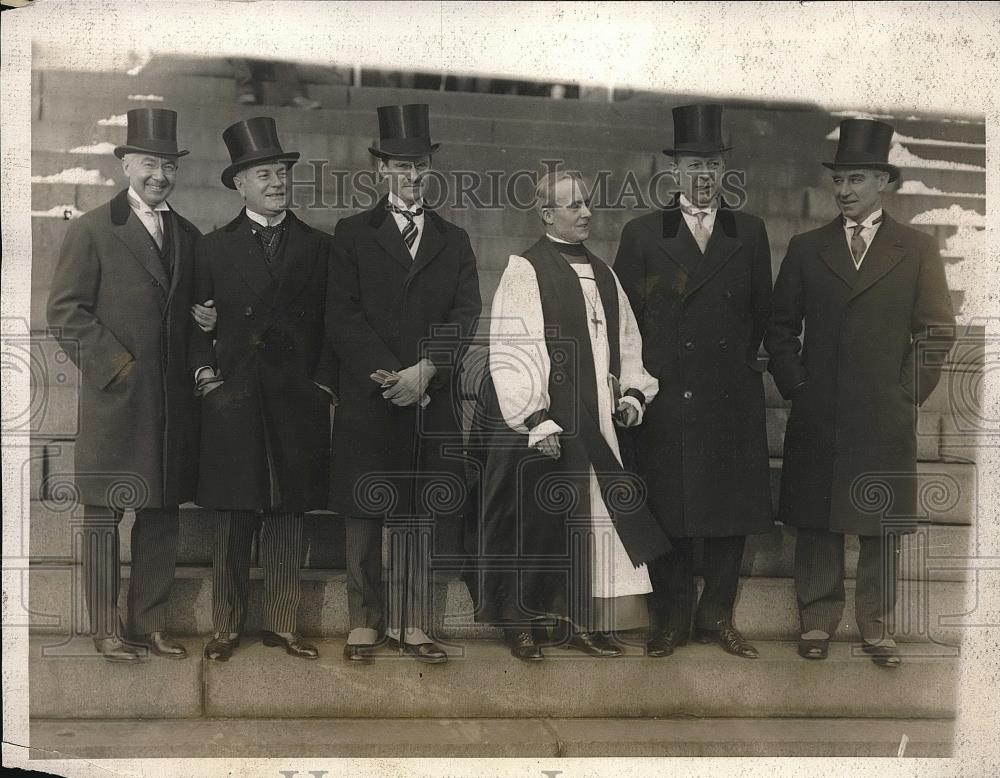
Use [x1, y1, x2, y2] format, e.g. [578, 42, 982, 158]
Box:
[848, 215, 882, 268]
[254, 221, 286, 265]
[389, 202, 423, 250]
[149, 211, 163, 250]
[691, 211, 710, 253]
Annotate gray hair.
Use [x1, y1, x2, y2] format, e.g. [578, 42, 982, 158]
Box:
[534, 170, 586, 214]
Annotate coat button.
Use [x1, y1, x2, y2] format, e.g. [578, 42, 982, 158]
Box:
[719, 338, 728, 349]
[245, 306, 253, 317]
[684, 341, 694, 351]
[724, 290, 733, 299]
[298, 309, 306, 318]
[683, 390, 693, 400]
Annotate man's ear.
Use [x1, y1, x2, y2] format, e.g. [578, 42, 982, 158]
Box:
[877, 171, 891, 192]
[540, 207, 554, 225]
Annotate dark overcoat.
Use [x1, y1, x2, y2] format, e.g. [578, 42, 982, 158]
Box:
[614, 204, 774, 538]
[47, 188, 201, 509]
[325, 195, 482, 519]
[765, 214, 955, 535]
[188, 209, 336, 512]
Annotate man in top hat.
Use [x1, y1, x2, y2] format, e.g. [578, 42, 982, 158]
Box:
[467, 170, 670, 661]
[188, 116, 338, 662]
[48, 108, 214, 661]
[325, 103, 481, 664]
[765, 118, 955, 667]
[614, 104, 774, 660]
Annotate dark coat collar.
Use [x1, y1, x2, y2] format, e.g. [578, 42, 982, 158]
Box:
[817, 212, 907, 300]
[661, 194, 738, 240]
[366, 193, 447, 234]
[223, 206, 313, 234]
[109, 187, 193, 232]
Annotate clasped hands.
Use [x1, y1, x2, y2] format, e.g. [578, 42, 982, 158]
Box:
[371, 358, 435, 407]
[532, 399, 639, 460]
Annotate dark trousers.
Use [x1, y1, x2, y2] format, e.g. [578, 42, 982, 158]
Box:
[794, 528, 900, 642]
[78, 505, 179, 637]
[646, 535, 746, 633]
[345, 516, 432, 643]
[211, 510, 303, 634]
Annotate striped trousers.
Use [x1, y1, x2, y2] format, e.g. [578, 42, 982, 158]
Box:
[794, 528, 901, 642]
[211, 510, 304, 634]
[78, 505, 180, 637]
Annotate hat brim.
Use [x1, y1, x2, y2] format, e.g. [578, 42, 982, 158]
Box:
[822, 161, 900, 183]
[662, 145, 733, 157]
[114, 145, 190, 159]
[368, 143, 440, 161]
[222, 152, 300, 189]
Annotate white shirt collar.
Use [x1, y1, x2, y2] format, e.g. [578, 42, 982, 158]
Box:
[127, 186, 170, 213]
[245, 208, 287, 228]
[388, 191, 424, 212]
[679, 194, 718, 215]
[844, 207, 883, 230]
[545, 232, 582, 245]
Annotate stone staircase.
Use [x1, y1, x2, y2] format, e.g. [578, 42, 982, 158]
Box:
[22, 59, 986, 758]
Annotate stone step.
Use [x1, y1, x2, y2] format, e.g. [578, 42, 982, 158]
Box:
[35, 66, 985, 140]
[27, 436, 979, 527]
[28, 635, 958, 720]
[26, 565, 972, 645]
[28, 716, 954, 758]
[26, 499, 974, 581]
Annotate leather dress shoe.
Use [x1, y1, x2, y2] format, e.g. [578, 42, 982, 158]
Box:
[567, 631, 622, 657]
[862, 640, 903, 668]
[261, 631, 319, 659]
[128, 631, 187, 659]
[505, 628, 544, 661]
[204, 632, 240, 661]
[694, 624, 759, 659]
[343, 643, 375, 664]
[646, 628, 689, 658]
[387, 637, 448, 664]
[93, 636, 145, 663]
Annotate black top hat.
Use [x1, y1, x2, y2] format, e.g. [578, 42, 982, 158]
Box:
[662, 103, 732, 156]
[113, 108, 189, 159]
[368, 104, 440, 160]
[221, 116, 300, 189]
[822, 118, 900, 182]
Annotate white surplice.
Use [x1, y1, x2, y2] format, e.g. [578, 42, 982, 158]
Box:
[489, 253, 659, 600]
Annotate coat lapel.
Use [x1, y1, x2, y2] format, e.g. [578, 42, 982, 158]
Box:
[656, 207, 694, 275]
[369, 195, 414, 272]
[818, 218, 859, 289]
[225, 209, 277, 306]
[848, 214, 907, 301]
[682, 208, 741, 298]
[109, 189, 170, 294]
[274, 211, 319, 307]
[406, 209, 447, 283]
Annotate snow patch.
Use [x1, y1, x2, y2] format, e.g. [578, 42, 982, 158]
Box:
[888, 144, 986, 172]
[97, 114, 128, 127]
[31, 167, 115, 186]
[31, 204, 85, 220]
[942, 226, 986, 259]
[826, 126, 984, 150]
[910, 205, 986, 228]
[127, 94, 165, 102]
[896, 180, 985, 200]
[68, 141, 119, 155]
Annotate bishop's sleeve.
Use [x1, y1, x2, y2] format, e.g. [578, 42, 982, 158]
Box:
[489, 255, 562, 446]
[614, 269, 659, 423]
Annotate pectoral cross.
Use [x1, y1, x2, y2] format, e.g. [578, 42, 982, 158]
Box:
[590, 313, 603, 333]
